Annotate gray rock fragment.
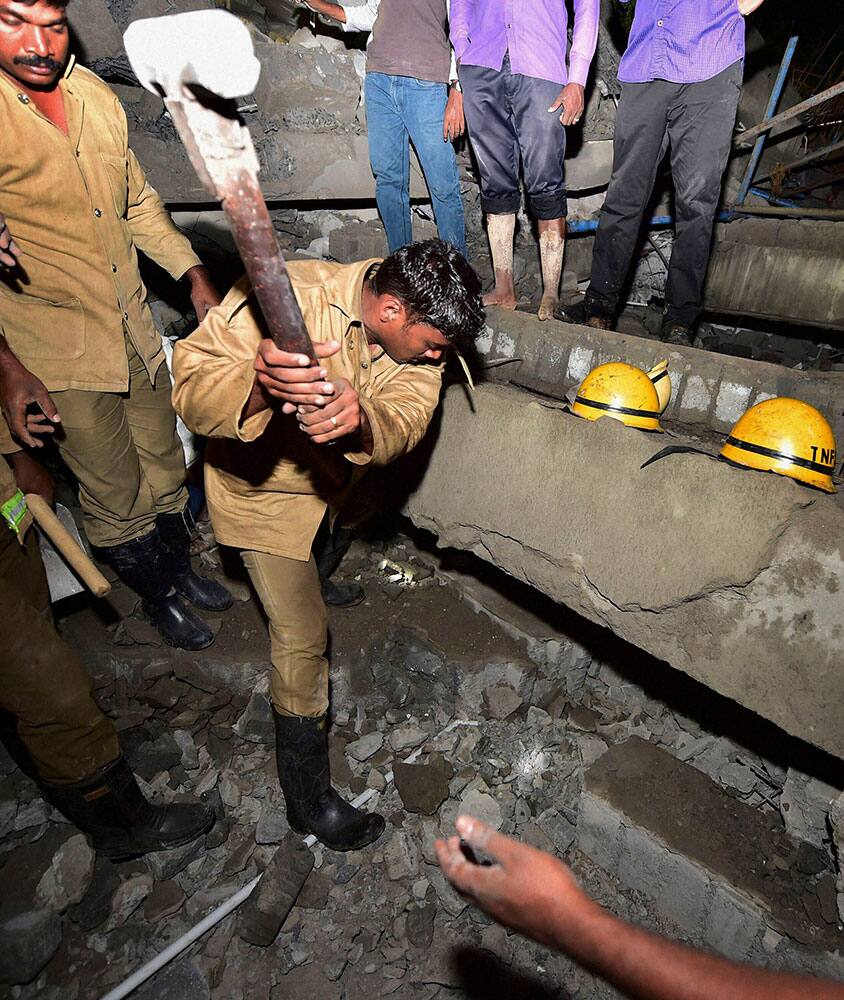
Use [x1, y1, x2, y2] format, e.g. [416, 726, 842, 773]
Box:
[482, 685, 522, 721]
[394, 758, 453, 815]
[0, 908, 62, 985]
[389, 725, 428, 753]
[143, 880, 186, 924]
[34, 833, 95, 913]
[232, 679, 275, 745]
[107, 874, 154, 930]
[238, 831, 314, 947]
[346, 732, 384, 762]
[134, 957, 210, 1000]
[144, 836, 206, 881]
[460, 788, 502, 830]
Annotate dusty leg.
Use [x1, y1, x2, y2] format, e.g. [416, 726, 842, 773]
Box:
[537, 217, 565, 320]
[484, 212, 517, 309]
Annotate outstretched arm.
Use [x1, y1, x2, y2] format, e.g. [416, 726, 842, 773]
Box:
[437, 816, 844, 1000]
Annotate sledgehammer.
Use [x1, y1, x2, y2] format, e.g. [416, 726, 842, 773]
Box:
[123, 10, 314, 358]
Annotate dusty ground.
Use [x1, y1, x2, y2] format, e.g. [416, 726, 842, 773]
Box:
[0, 528, 840, 999]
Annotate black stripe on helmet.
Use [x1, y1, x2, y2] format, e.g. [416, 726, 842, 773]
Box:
[574, 396, 660, 420]
[725, 436, 834, 475]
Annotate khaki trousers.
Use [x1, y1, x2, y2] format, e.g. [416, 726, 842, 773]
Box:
[0, 527, 119, 783]
[52, 339, 188, 547]
[241, 549, 329, 718]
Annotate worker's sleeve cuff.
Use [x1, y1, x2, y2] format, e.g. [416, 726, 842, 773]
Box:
[568, 54, 591, 88]
[236, 366, 274, 442]
[171, 252, 204, 283]
[342, 398, 379, 467]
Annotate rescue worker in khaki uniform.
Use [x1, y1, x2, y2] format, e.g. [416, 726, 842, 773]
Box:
[0, 0, 231, 651]
[172, 240, 485, 851]
[0, 414, 214, 858]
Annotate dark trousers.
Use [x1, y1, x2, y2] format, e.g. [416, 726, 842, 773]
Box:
[587, 60, 742, 326]
[460, 53, 567, 219]
[0, 526, 118, 784]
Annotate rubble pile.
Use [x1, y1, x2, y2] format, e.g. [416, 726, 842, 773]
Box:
[1, 533, 840, 997]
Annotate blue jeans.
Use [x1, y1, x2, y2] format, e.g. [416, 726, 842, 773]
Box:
[364, 72, 467, 257]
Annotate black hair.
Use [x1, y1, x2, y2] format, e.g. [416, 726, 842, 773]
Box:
[17, 0, 70, 7]
[371, 239, 485, 351]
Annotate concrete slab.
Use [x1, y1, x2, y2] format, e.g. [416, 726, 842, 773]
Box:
[577, 738, 843, 959]
[402, 383, 844, 758]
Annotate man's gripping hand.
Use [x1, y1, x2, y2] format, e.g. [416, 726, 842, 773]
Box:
[0, 213, 21, 268]
[295, 376, 370, 446]
[253, 338, 341, 409]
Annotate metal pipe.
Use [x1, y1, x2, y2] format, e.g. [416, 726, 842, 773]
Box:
[726, 204, 844, 220]
[735, 36, 799, 206]
[753, 137, 844, 184]
[747, 185, 800, 208]
[733, 78, 844, 148]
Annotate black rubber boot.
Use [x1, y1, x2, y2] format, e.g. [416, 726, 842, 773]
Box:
[273, 710, 385, 851]
[555, 296, 614, 330]
[315, 520, 365, 608]
[660, 319, 694, 346]
[98, 530, 215, 650]
[44, 756, 215, 860]
[157, 510, 233, 612]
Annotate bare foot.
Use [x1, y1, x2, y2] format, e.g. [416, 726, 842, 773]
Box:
[483, 287, 518, 309]
[537, 294, 558, 321]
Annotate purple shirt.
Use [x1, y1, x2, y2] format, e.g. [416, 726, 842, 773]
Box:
[618, 0, 745, 84]
[449, 0, 600, 88]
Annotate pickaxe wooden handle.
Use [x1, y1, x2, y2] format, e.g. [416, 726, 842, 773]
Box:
[123, 10, 315, 359]
[25, 494, 111, 598]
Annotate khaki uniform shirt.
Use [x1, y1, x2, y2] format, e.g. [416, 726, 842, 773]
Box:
[0, 418, 32, 544]
[0, 57, 201, 392]
[172, 259, 443, 561]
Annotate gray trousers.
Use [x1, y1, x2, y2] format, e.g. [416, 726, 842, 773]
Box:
[587, 60, 742, 326]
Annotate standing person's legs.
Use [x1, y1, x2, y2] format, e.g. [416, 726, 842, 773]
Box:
[401, 77, 467, 257]
[53, 344, 221, 649]
[123, 338, 232, 612]
[365, 72, 413, 253]
[0, 528, 213, 856]
[509, 71, 568, 319]
[664, 61, 743, 333]
[585, 81, 673, 322]
[241, 548, 384, 850]
[460, 57, 521, 308]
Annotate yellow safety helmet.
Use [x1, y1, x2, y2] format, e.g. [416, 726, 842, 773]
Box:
[647, 359, 672, 414]
[572, 362, 663, 432]
[720, 397, 837, 494]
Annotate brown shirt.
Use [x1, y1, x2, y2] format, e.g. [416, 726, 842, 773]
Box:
[366, 0, 452, 83]
[0, 57, 201, 392]
[171, 259, 444, 561]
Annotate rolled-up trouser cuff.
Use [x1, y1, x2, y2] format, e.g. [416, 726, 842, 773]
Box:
[481, 194, 522, 216]
[529, 190, 567, 220]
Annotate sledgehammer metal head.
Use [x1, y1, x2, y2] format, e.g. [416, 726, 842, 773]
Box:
[123, 10, 315, 358]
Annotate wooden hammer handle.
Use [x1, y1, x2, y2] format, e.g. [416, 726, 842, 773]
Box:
[220, 170, 316, 360]
[25, 494, 112, 598]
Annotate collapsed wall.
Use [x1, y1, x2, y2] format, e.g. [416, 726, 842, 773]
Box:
[397, 322, 844, 761]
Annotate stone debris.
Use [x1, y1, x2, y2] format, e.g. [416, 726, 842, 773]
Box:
[0, 908, 62, 985]
[1, 528, 840, 995]
[237, 831, 314, 947]
[481, 685, 523, 721]
[393, 758, 453, 816]
[107, 874, 154, 931]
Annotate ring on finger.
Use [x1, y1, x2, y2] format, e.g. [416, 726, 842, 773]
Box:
[330, 415, 338, 428]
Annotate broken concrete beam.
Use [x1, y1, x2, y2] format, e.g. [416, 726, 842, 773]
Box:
[402, 383, 844, 759]
[477, 307, 844, 445]
[705, 219, 844, 331]
[253, 40, 362, 128]
[237, 831, 313, 946]
[576, 739, 843, 972]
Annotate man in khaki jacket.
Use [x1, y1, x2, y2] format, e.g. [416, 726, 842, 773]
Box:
[0, 0, 230, 650]
[173, 240, 484, 851]
[0, 415, 214, 858]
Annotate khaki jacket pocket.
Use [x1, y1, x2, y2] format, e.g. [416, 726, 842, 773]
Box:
[7, 293, 86, 361]
[100, 152, 129, 217]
